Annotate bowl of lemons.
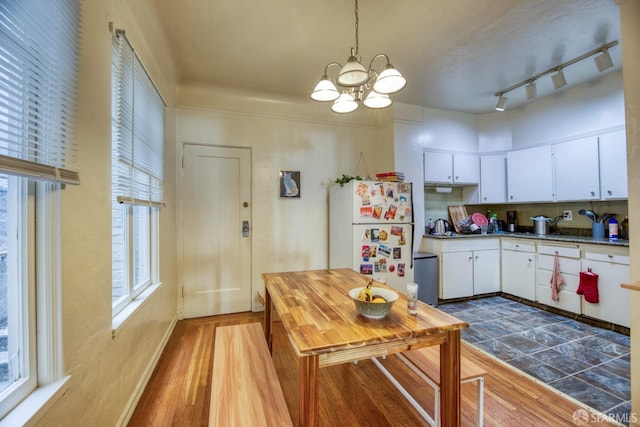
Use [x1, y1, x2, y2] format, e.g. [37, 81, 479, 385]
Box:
[349, 281, 399, 319]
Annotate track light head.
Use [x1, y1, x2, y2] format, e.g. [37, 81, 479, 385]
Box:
[495, 95, 507, 111]
[525, 82, 537, 100]
[552, 70, 567, 89]
[594, 49, 614, 72]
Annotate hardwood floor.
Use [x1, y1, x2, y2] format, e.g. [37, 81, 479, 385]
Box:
[129, 312, 617, 426]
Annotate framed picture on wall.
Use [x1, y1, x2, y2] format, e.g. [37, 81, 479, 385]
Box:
[279, 170, 300, 198]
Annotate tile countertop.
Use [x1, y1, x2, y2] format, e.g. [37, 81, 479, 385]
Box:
[423, 232, 630, 247]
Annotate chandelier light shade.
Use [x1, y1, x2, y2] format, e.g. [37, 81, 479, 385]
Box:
[310, 0, 406, 113]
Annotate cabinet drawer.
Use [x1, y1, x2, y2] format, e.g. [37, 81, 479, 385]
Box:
[583, 252, 630, 265]
[537, 268, 579, 292]
[439, 238, 500, 252]
[537, 244, 580, 258]
[537, 254, 581, 275]
[502, 239, 535, 252]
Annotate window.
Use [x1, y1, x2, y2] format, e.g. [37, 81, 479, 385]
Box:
[0, 0, 80, 419]
[111, 30, 165, 317]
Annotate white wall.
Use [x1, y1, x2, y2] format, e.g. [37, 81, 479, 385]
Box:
[32, 1, 180, 426]
[175, 83, 392, 311]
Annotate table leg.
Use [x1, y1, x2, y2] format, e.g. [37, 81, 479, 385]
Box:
[440, 329, 461, 427]
[299, 355, 320, 427]
[264, 288, 272, 352]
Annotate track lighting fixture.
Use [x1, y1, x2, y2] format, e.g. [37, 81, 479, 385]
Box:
[525, 82, 537, 100]
[495, 95, 507, 111]
[551, 69, 567, 89]
[493, 40, 617, 111]
[594, 49, 614, 72]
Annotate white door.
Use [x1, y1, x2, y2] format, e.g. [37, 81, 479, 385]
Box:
[182, 144, 251, 318]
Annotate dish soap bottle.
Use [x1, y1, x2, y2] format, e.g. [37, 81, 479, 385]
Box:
[608, 218, 618, 240]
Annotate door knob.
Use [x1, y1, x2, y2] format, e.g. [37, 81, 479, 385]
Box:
[242, 220, 250, 237]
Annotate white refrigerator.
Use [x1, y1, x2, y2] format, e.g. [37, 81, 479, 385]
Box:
[329, 180, 414, 292]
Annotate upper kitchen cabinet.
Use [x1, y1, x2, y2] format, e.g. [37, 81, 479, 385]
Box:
[507, 145, 553, 202]
[479, 155, 507, 203]
[599, 129, 628, 199]
[424, 152, 479, 185]
[554, 136, 600, 201]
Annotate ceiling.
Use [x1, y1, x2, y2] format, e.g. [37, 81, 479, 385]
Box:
[150, 0, 622, 114]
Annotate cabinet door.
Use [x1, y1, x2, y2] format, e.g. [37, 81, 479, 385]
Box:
[580, 259, 630, 327]
[441, 251, 473, 299]
[473, 249, 501, 295]
[554, 137, 599, 201]
[424, 152, 453, 183]
[480, 155, 507, 203]
[453, 153, 479, 184]
[599, 129, 628, 199]
[507, 146, 553, 202]
[501, 249, 536, 300]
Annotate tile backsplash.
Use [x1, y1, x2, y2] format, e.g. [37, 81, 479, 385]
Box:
[424, 186, 628, 235]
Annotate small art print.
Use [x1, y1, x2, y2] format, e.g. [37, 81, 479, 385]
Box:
[280, 170, 300, 198]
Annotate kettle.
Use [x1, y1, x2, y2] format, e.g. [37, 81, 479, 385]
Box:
[433, 218, 450, 235]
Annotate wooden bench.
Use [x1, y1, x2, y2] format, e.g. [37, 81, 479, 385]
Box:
[372, 346, 486, 427]
[210, 322, 293, 426]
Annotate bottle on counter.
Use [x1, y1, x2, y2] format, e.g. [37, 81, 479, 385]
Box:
[489, 213, 498, 233]
[609, 218, 618, 240]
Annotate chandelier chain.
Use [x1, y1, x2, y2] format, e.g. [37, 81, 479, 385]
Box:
[354, 0, 359, 55]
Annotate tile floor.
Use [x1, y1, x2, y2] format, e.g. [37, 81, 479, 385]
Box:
[438, 296, 631, 423]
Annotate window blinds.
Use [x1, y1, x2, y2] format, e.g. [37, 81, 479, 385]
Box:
[112, 30, 165, 207]
[0, 0, 80, 185]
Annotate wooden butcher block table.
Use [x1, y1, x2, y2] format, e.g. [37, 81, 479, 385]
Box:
[262, 268, 468, 427]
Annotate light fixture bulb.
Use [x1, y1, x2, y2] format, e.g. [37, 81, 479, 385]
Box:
[525, 82, 537, 100]
[552, 70, 567, 89]
[337, 54, 370, 87]
[310, 77, 340, 102]
[372, 66, 407, 94]
[594, 50, 613, 72]
[331, 92, 359, 113]
[363, 91, 392, 109]
[495, 95, 507, 112]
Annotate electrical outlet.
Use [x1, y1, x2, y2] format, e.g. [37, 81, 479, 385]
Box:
[563, 210, 573, 221]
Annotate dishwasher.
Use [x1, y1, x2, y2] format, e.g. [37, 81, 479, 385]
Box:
[413, 252, 439, 306]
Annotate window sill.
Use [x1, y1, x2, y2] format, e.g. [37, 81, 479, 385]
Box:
[112, 282, 163, 338]
[0, 376, 70, 427]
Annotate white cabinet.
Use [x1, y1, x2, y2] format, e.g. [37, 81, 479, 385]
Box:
[473, 249, 501, 295]
[554, 137, 600, 201]
[536, 244, 582, 314]
[507, 146, 553, 202]
[424, 152, 453, 183]
[501, 239, 536, 300]
[580, 245, 630, 327]
[424, 152, 479, 184]
[599, 129, 628, 199]
[423, 237, 500, 299]
[480, 155, 507, 203]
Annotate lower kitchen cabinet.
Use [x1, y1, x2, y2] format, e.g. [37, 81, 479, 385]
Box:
[501, 238, 536, 300]
[423, 237, 500, 299]
[536, 243, 581, 314]
[580, 246, 630, 328]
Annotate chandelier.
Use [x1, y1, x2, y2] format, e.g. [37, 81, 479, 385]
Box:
[310, 0, 407, 113]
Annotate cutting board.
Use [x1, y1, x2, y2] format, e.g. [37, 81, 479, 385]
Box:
[448, 205, 469, 232]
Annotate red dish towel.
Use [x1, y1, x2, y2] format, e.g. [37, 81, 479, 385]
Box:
[577, 269, 599, 303]
[550, 253, 565, 301]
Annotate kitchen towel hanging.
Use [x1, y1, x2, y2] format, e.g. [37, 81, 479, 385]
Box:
[577, 268, 599, 303]
[550, 252, 565, 301]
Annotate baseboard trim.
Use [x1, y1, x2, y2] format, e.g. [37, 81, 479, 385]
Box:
[115, 315, 178, 427]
